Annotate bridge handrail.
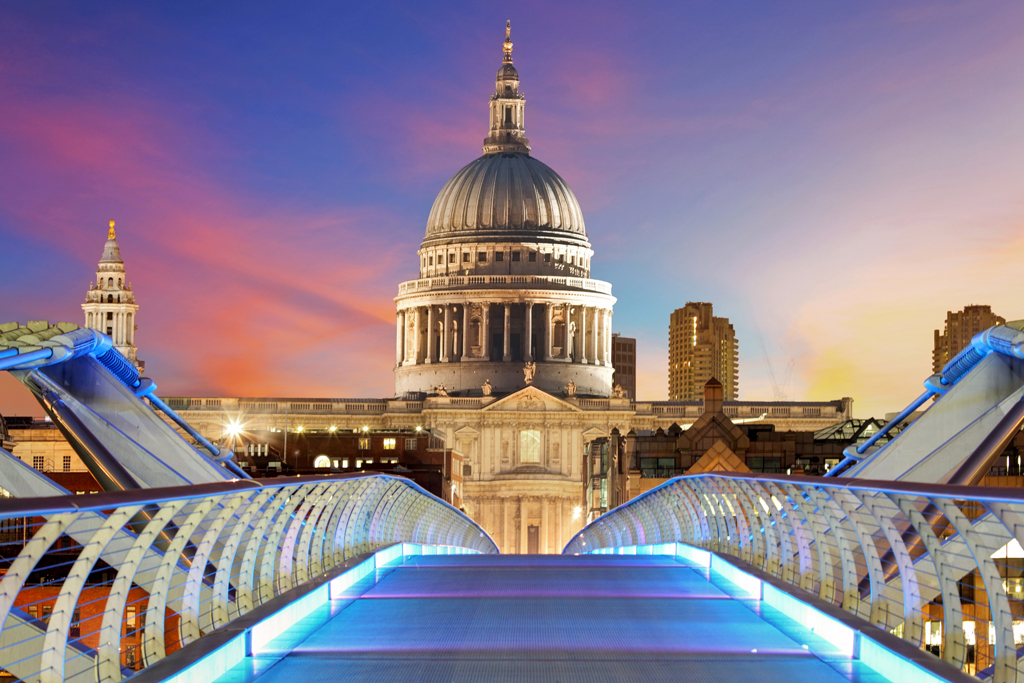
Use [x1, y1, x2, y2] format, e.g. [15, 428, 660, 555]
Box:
[0, 473, 496, 683]
[564, 472, 1024, 682]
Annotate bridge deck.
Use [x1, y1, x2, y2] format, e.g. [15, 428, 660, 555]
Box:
[216, 554, 888, 683]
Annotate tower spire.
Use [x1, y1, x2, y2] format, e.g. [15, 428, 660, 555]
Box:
[483, 20, 531, 155]
[84, 220, 143, 373]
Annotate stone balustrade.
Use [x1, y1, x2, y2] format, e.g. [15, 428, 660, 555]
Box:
[398, 274, 613, 295]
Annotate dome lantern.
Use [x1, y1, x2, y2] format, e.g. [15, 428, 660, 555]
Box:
[484, 20, 530, 156]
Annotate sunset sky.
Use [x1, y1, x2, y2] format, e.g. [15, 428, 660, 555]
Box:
[1, 1, 1022, 418]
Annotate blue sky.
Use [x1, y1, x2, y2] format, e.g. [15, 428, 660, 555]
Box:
[1, 1, 1022, 417]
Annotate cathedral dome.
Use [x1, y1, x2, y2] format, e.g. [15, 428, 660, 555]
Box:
[424, 153, 587, 246]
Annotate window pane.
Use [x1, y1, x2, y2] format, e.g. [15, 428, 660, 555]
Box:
[520, 430, 541, 464]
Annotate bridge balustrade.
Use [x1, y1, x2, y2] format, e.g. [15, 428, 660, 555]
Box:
[0, 473, 495, 683]
[564, 472, 1024, 683]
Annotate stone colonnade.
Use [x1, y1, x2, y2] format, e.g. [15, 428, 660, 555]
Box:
[85, 310, 135, 346]
[396, 301, 612, 367]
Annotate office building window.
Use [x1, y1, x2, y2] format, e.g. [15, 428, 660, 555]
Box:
[405, 438, 417, 450]
[358, 438, 370, 450]
[383, 438, 396, 450]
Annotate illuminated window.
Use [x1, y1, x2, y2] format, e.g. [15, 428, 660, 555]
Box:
[383, 438, 396, 450]
[358, 438, 370, 450]
[342, 459, 349, 468]
[520, 430, 541, 464]
[313, 455, 331, 468]
[355, 459, 363, 468]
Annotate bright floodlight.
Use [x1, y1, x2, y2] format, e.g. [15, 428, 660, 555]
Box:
[224, 420, 242, 438]
[572, 506, 582, 520]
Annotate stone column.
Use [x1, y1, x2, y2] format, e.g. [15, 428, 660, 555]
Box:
[561, 499, 569, 557]
[502, 497, 511, 554]
[395, 310, 404, 366]
[462, 302, 471, 361]
[580, 306, 588, 364]
[543, 303, 553, 361]
[412, 307, 421, 364]
[564, 305, 572, 361]
[425, 306, 435, 363]
[590, 308, 599, 365]
[519, 496, 529, 554]
[482, 303, 491, 360]
[524, 301, 534, 361]
[503, 304, 512, 362]
[540, 497, 549, 554]
[602, 309, 610, 362]
[441, 305, 451, 362]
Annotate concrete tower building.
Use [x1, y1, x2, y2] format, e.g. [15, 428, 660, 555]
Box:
[668, 302, 737, 401]
[933, 305, 1005, 373]
[82, 221, 143, 372]
[394, 21, 616, 398]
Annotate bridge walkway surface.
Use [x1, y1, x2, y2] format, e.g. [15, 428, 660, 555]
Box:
[212, 554, 889, 683]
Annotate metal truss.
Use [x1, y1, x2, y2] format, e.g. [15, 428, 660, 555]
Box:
[564, 473, 1024, 683]
[0, 473, 495, 683]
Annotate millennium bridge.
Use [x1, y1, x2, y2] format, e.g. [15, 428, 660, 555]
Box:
[3, 320, 1024, 682]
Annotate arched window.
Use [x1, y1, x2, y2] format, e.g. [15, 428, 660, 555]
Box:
[107, 277, 113, 288]
[107, 295, 113, 303]
[313, 455, 331, 469]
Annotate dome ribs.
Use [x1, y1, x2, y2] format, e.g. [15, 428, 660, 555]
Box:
[422, 154, 588, 242]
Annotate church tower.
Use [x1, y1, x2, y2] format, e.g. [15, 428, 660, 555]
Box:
[82, 220, 144, 372]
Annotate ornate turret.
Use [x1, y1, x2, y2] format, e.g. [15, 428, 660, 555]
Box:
[483, 21, 531, 155]
[82, 220, 144, 372]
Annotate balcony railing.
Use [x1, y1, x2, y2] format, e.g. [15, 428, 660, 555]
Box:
[0, 473, 495, 683]
[565, 472, 1024, 681]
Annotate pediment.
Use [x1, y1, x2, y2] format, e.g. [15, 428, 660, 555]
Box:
[482, 386, 582, 413]
[454, 425, 480, 437]
[581, 426, 608, 439]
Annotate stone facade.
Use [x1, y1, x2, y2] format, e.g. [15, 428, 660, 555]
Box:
[156, 390, 853, 554]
